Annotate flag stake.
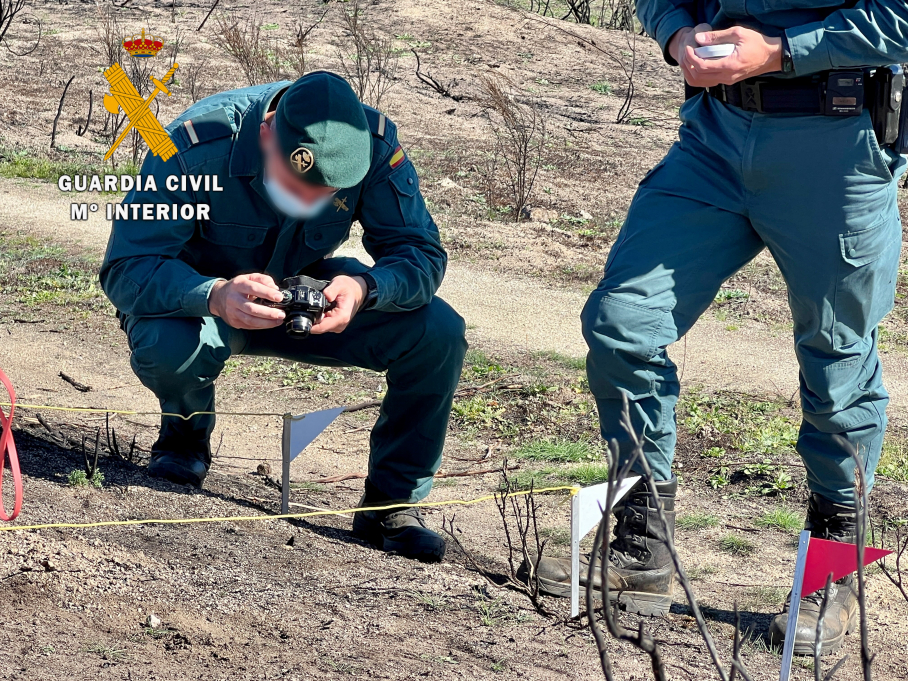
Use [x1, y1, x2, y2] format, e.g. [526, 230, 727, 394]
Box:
[780, 529, 811, 681]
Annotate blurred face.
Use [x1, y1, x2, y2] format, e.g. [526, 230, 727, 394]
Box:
[259, 119, 337, 204]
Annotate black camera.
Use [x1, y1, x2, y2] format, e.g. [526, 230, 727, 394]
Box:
[258, 275, 331, 338]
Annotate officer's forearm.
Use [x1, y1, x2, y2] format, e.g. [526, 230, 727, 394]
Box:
[366, 248, 446, 312]
[100, 257, 219, 318]
[785, 0, 908, 75]
[637, 0, 697, 65]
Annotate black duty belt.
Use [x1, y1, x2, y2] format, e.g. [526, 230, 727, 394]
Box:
[696, 71, 869, 116]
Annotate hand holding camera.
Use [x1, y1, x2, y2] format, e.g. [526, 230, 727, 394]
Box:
[208, 273, 287, 330]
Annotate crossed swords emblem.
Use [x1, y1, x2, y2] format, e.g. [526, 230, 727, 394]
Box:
[102, 62, 180, 162]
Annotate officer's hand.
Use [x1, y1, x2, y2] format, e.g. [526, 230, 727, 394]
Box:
[208, 273, 286, 330]
[310, 275, 367, 335]
[683, 26, 783, 87]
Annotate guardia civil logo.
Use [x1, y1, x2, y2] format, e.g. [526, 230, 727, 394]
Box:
[102, 28, 180, 163]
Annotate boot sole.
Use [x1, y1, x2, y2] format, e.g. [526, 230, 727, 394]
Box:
[537, 577, 671, 617]
[615, 591, 672, 617]
[789, 604, 858, 657]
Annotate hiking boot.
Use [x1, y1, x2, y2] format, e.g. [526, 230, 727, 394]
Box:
[352, 482, 446, 563]
[767, 494, 859, 655]
[534, 476, 678, 616]
[147, 436, 211, 488]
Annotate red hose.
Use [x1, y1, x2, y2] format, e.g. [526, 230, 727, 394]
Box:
[0, 369, 22, 521]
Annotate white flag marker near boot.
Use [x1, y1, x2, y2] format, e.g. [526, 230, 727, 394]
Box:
[569, 475, 641, 617]
[280, 408, 347, 513]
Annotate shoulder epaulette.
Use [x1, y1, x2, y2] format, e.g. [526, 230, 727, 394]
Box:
[180, 108, 236, 148]
[363, 107, 392, 142]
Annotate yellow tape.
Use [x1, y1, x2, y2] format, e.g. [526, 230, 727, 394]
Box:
[0, 486, 580, 532]
[0, 403, 283, 420]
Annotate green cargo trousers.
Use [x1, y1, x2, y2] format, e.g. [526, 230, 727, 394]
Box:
[123, 258, 467, 503]
[583, 94, 906, 504]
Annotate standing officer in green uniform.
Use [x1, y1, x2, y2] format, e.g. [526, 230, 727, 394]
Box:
[536, 0, 907, 654]
[100, 72, 467, 563]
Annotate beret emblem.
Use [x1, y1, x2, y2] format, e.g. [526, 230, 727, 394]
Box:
[290, 146, 314, 174]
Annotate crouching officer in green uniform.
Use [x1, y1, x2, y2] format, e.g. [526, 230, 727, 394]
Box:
[100, 72, 467, 563]
[536, 0, 908, 654]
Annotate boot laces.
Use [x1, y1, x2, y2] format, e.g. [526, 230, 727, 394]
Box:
[386, 506, 428, 527]
[609, 505, 648, 564]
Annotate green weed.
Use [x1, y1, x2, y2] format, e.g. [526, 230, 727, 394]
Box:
[590, 81, 612, 95]
[534, 350, 586, 371]
[756, 507, 803, 533]
[687, 565, 719, 581]
[879, 438, 908, 481]
[453, 395, 505, 426]
[463, 349, 504, 377]
[539, 527, 571, 546]
[676, 512, 719, 531]
[719, 534, 756, 556]
[562, 462, 610, 485]
[742, 585, 787, 610]
[681, 389, 798, 456]
[68, 469, 104, 488]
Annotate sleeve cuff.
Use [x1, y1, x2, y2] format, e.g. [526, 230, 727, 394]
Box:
[653, 9, 696, 66]
[785, 23, 832, 75]
[362, 267, 394, 311]
[181, 276, 222, 317]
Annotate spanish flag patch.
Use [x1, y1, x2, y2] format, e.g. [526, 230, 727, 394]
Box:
[389, 145, 405, 169]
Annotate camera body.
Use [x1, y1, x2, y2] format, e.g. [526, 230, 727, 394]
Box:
[259, 275, 331, 338]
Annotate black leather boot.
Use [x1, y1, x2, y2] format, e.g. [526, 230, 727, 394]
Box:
[147, 434, 211, 488]
[351, 480, 446, 563]
[768, 494, 859, 655]
[535, 476, 678, 616]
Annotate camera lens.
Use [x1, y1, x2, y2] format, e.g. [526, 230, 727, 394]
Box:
[286, 313, 313, 338]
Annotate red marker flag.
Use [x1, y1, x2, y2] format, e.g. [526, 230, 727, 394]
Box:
[802, 537, 892, 596]
[0, 368, 22, 521]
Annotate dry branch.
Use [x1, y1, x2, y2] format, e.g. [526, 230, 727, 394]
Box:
[50, 76, 74, 149]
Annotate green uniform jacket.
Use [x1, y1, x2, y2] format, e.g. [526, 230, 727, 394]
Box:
[637, 0, 908, 74]
[100, 82, 446, 317]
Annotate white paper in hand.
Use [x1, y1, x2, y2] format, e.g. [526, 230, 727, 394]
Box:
[694, 44, 736, 60]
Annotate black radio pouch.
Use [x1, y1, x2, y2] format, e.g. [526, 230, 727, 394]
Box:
[869, 65, 905, 149]
[897, 76, 908, 155]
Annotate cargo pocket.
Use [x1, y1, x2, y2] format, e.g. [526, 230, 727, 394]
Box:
[833, 214, 901, 350]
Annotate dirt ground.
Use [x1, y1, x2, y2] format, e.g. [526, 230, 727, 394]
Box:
[1, 1, 908, 680]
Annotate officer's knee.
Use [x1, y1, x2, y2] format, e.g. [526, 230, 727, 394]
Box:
[412, 299, 468, 363]
[128, 317, 227, 392]
[798, 339, 884, 417]
[582, 290, 668, 363]
[581, 290, 673, 400]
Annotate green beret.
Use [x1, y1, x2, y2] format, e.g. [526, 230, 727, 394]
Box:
[274, 72, 372, 189]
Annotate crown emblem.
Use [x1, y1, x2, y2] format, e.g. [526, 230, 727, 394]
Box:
[123, 28, 164, 58]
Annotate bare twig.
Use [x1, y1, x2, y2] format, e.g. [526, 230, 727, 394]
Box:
[50, 75, 74, 149]
[411, 48, 462, 101]
[878, 523, 908, 602]
[337, 0, 399, 109]
[76, 90, 93, 136]
[344, 399, 381, 413]
[83, 429, 100, 478]
[197, 0, 219, 31]
[850, 446, 874, 680]
[59, 371, 91, 392]
[441, 462, 555, 618]
[479, 74, 545, 221]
